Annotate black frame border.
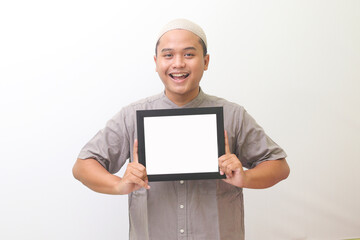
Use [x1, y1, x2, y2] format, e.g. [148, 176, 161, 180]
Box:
[136, 107, 225, 182]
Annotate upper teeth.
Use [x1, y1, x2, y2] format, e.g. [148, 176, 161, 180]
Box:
[172, 73, 187, 77]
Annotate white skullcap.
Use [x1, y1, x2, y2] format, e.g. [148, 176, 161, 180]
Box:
[157, 18, 207, 48]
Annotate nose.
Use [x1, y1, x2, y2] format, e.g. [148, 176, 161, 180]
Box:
[172, 55, 186, 68]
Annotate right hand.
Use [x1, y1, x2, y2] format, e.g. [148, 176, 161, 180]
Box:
[117, 139, 150, 194]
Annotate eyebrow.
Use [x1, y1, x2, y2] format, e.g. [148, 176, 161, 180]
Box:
[161, 47, 198, 52]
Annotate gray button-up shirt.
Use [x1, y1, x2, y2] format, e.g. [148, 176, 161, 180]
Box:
[78, 89, 287, 240]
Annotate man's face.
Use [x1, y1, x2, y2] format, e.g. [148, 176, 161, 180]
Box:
[154, 29, 209, 105]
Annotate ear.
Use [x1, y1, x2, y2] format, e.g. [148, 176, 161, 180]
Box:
[204, 54, 210, 71]
[154, 55, 158, 72]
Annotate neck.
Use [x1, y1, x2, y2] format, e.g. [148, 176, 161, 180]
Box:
[165, 88, 200, 107]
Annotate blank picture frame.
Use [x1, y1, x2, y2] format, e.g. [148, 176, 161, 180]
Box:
[136, 107, 225, 182]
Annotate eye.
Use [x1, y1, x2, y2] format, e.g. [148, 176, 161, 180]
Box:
[184, 53, 194, 57]
[163, 53, 173, 58]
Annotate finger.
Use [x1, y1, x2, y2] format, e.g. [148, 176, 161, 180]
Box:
[129, 163, 150, 189]
[133, 174, 150, 190]
[225, 163, 237, 177]
[144, 179, 150, 189]
[127, 166, 145, 179]
[133, 139, 139, 163]
[218, 153, 233, 162]
[219, 156, 232, 170]
[132, 176, 148, 189]
[219, 159, 231, 176]
[224, 130, 231, 154]
[220, 162, 232, 177]
[220, 157, 240, 177]
[128, 161, 146, 172]
[127, 162, 149, 179]
[218, 158, 224, 175]
[219, 154, 234, 169]
[125, 171, 150, 190]
[143, 170, 150, 189]
[219, 158, 223, 175]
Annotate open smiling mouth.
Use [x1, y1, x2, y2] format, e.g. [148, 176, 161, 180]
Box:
[169, 73, 190, 81]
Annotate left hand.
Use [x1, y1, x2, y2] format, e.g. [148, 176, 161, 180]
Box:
[218, 131, 247, 188]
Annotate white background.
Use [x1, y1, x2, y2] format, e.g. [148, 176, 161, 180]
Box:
[0, 0, 359, 239]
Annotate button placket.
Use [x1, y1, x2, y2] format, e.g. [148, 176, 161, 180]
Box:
[177, 180, 186, 238]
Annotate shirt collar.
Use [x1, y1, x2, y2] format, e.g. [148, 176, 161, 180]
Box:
[161, 88, 206, 108]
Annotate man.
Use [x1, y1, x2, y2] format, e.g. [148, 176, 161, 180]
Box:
[73, 19, 290, 240]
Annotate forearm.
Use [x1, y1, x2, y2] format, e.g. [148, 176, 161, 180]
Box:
[72, 158, 124, 195]
[243, 158, 290, 189]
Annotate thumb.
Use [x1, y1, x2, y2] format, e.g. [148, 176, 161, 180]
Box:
[133, 139, 139, 163]
[224, 130, 231, 154]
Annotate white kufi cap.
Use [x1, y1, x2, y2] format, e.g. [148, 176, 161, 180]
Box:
[157, 18, 207, 48]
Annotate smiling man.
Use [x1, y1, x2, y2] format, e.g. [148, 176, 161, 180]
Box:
[155, 28, 209, 106]
[73, 19, 289, 240]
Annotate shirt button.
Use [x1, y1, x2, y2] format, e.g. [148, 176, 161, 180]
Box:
[180, 229, 185, 234]
[179, 180, 184, 184]
[180, 204, 184, 209]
